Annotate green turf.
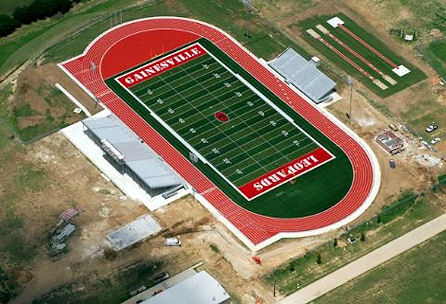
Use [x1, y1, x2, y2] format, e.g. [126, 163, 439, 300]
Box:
[298, 13, 426, 98]
[314, 230, 446, 304]
[106, 38, 353, 218]
[127, 52, 323, 188]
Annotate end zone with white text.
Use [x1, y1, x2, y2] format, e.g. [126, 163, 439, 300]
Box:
[112, 41, 335, 200]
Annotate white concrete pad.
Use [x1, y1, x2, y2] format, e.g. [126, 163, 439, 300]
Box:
[319, 92, 342, 108]
[306, 28, 320, 39]
[383, 74, 397, 86]
[373, 79, 388, 90]
[392, 64, 411, 77]
[316, 24, 329, 34]
[107, 214, 161, 250]
[327, 16, 344, 28]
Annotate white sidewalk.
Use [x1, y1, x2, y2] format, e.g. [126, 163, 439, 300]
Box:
[279, 213, 446, 304]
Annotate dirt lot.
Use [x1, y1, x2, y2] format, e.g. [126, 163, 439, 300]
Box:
[1, 62, 100, 142]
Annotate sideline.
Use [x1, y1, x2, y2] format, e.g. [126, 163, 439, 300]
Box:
[279, 213, 446, 304]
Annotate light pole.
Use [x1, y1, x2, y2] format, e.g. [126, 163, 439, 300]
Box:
[347, 76, 354, 126]
[243, 0, 251, 41]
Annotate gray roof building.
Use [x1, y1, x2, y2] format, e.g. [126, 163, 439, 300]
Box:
[269, 48, 337, 104]
[141, 271, 230, 304]
[82, 114, 183, 195]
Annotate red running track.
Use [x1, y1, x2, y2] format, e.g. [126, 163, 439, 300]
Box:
[61, 17, 376, 247]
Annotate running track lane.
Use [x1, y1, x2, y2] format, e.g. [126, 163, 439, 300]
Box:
[61, 18, 375, 246]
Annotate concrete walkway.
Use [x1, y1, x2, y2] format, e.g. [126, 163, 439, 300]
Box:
[279, 213, 446, 304]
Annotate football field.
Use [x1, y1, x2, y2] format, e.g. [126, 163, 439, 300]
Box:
[105, 37, 353, 218]
[113, 42, 333, 200]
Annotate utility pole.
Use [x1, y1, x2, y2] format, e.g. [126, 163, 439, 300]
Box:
[347, 76, 354, 126]
[243, 0, 251, 41]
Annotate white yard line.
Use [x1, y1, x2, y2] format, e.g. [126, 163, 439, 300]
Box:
[279, 213, 446, 304]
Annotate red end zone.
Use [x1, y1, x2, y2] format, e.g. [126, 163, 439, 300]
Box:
[117, 43, 206, 88]
[59, 17, 378, 249]
[239, 147, 332, 199]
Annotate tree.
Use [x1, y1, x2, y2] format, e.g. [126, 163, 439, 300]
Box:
[361, 232, 366, 242]
[0, 14, 20, 37]
[316, 253, 322, 264]
[333, 238, 338, 247]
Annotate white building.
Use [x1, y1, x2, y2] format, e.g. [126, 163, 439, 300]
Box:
[142, 271, 230, 304]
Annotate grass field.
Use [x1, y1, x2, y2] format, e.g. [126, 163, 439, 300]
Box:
[106, 38, 353, 217]
[265, 191, 444, 296]
[424, 39, 446, 76]
[298, 13, 426, 98]
[314, 230, 446, 304]
[0, 0, 33, 16]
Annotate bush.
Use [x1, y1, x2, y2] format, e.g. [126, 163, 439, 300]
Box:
[0, 14, 20, 37]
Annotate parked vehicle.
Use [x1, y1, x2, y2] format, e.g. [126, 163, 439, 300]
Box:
[165, 237, 181, 246]
[430, 137, 441, 145]
[388, 124, 398, 131]
[389, 159, 396, 169]
[153, 272, 170, 284]
[426, 122, 438, 133]
[347, 235, 357, 244]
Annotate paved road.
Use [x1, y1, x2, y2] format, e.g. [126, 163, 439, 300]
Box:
[279, 213, 446, 304]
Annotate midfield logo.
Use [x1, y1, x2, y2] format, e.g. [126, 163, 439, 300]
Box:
[117, 43, 206, 88]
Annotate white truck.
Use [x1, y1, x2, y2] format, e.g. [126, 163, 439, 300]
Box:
[164, 237, 181, 246]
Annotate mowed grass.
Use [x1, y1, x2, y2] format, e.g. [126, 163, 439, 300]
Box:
[0, 0, 301, 78]
[298, 13, 426, 98]
[265, 193, 443, 296]
[0, 0, 33, 15]
[424, 39, 446, 76]
[314, 230, 446, 304]
[107, 38, 353, 218]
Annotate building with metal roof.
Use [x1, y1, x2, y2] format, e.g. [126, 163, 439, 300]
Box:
[141, 271, 230, 304]
[82, 114, 183, 196]
[269, 48, 337, 104]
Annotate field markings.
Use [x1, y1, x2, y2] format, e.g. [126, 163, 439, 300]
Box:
[114, 41, 334, 200]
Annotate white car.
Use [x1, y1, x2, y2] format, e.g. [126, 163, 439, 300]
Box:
[426, 123, 438, 133]
[430, 138, 441, 145]
[165, 237, 181, 246]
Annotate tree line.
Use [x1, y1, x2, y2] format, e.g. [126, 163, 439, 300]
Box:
[0, 0, 82, 38]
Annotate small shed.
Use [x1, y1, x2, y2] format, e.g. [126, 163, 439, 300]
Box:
[375, 130, 404, 154]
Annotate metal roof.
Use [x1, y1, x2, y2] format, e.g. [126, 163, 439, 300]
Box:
[83, 114, 182, 189]
[269, 48, 336, 103]
[141, 271, 230, 304]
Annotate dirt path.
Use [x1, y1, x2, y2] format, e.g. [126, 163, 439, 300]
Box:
[279, 213, 446, 304]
